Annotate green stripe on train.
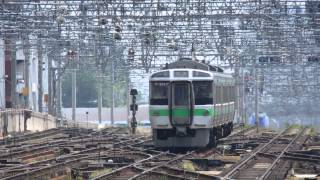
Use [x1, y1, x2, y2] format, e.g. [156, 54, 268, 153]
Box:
[149, 108, 214, 117]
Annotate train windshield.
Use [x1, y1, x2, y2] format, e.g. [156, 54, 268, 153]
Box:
[174, 83, 190, 106]
[193, 81, 213, 105]
[150, 82, 169, 105]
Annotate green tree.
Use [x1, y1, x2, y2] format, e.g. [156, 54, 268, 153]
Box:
[62, 69, 129, 108]
[62, 71, 98, 107]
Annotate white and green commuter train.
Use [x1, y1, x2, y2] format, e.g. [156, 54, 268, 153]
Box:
[149, 58, 235, 148]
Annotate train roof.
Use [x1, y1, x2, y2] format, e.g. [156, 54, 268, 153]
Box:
[163, 58, 224, 73]
[150, 58, 233, 82]
[149, 68, 234, 83]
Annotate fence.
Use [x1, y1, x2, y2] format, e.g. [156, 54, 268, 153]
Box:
[0, 109, 56, 137]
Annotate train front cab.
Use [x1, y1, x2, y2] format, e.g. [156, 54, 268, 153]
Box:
[150, 72, 217, 148]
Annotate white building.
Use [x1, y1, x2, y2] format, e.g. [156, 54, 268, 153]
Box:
[0, 36, 49, 111]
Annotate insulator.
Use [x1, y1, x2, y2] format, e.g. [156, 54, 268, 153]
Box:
[113, 32, 122, 40]
[99, 18, 107, 25]
[115, 25, 122, 32]
[56, 16, 65, 24]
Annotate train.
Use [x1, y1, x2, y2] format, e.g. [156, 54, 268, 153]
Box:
[149, 58, 236, 148]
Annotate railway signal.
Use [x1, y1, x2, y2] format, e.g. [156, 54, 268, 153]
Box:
[130, 89, 138, 134]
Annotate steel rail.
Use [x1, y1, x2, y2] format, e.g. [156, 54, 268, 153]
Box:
[3, 136, 150, 180]
[92, 151, 169, 180]
[258, 152, 320, 163]
[128, 147, 221, 180]
[258, 128, 307, 180]
[220, 128, 288, 180]
[127, 151, 194, 180]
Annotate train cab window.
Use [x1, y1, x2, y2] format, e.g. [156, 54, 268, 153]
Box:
[151, 71, 169, 78]
[150, 82, 169, 105]
[174, 71, 188, 77]
[174, 83, 190, 106]
[193, 81, 213, 105]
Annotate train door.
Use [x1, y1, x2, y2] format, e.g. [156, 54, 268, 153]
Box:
[170, 82, 193, 126]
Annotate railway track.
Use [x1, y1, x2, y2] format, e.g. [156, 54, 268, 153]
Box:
[220, 127, 309, 180]
[92, 147, 221, 180]
[0, 128, 150, 180]
[0, 126, 315, 180]
[219, 126, 257, 143]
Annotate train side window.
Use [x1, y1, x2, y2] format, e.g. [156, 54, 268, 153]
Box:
[219, 85, 223, 104]
[225, 85, 229, 102]
[193, 71, 210, 77]
[213, 84, 216, 104]
[215, 86, 219, 104]
[230, 86, 232, 102]
[218, 85, 222, 104]
[228, 86, 231, 102]
[223, 86, 228, 103]
[233, 85, 236, 101]
[226, 86, 229, 102]
[232, 86, 235, 101]
[222, 85, 227, 103]
[221, 86, 224, 103]
[224, 86, 227, 102]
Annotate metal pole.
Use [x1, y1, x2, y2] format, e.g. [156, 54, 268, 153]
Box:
[255, 65, 259, 133]
[127, 79, 131, 128]
[23, 38, 30, 109]
[98, 70, 102, 124]
[242, 67, 246, 124]
[56, 24, 62, 118]
[86, 112, 89, 128]
[0, 38, 5, 109]
[11, 42, 17, 108]
[235, 66, 240, 124]
[72, 69, 76, 124]
[48, 56, 52, 114]
[56, 68, 62, 117]
[56, 74, 62, 115]
[37, 40, 43, 112]
[52, 70, 57, 116]
[111, 59, 114, 125]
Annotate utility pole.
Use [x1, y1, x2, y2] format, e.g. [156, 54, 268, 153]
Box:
[110, 59, 114, 125]
[254, 65, 259, 133]
[56, 23, 62, 118]
[11, 42, 17, 108]
[37, 39, 43, 112]
[241, 67, 246, 124]
[0, 38, 5, 109]
[97, 69, 102, 124]
[235, 65, 240, 124]
[56, 63, 62, 118]
[126, 76, 131, 128]
[56, 74, 62, 117]
[48, 56, 52, 114]
[71, 68, 76, 125]
[23, 37, 30, 109]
